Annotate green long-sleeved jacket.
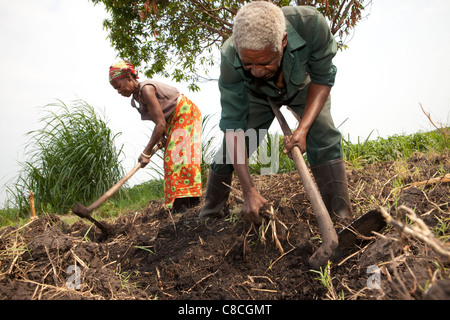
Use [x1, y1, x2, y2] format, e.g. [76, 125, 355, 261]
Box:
[218, 6, 338, 132]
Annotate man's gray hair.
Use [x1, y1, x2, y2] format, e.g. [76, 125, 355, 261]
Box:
[233, 1, 286, 53]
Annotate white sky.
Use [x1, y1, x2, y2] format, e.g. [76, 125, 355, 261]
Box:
[0, 0, 449, 207]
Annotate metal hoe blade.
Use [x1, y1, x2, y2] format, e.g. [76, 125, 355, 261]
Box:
[338, 209, 387, 249]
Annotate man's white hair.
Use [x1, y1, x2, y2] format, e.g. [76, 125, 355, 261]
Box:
[233, 1, 286, 53]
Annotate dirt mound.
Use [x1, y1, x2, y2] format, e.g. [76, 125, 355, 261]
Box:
[0, 153, 449, 300]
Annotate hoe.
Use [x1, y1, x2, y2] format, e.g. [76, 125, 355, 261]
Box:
[72, 140, 164, 240]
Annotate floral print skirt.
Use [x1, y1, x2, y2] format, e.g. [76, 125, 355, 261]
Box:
[163, 94, 202, 208]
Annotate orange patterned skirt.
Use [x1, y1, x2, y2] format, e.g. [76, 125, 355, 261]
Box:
[163, 94, 202, 208]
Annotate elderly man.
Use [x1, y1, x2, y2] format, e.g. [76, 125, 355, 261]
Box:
[200, 1, 352, 225]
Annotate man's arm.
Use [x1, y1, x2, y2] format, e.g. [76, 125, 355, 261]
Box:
[225, 130, 268, 224]
[219, 41, 268, 224]
[283, 83, 331, 154]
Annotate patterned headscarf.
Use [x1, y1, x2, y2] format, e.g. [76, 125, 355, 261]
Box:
[109, 60, 139, 82]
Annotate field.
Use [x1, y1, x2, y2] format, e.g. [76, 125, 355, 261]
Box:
[0, 150, 449, 301]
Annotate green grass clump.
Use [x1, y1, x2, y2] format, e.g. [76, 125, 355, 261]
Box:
[343, 129, 449, 167]
[5, 99, 125, 217]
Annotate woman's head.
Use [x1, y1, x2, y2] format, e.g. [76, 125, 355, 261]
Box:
[109, 60, 138, 82]
[109, 60, 139, 97]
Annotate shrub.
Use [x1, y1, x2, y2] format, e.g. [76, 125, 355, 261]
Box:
[7, 100, 124, 216]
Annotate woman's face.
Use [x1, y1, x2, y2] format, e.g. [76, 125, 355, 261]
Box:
[110, 75, 135, 97]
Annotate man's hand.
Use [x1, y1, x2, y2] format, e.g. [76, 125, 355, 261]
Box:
[241, 187, 269, 225]
[283, 127, 307, 156]
[283, 82, 332, 157]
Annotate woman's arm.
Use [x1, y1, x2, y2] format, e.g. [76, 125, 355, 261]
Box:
[138, 85, 166, 167]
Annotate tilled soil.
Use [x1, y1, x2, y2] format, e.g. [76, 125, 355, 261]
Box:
[0, 153, 449, 300]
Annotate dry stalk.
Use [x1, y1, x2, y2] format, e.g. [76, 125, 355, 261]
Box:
[44, 245, 60, 285]
[265, 247, 296, 273]
[183, 270, 218, 293]
[418, 187, 448, 214]
[388, 248, 413, 300]
[0, 227, 29, 279]
[337, 242, 371, 267]
[380, 206, 450, 262]
[243, 224, 252, 258]
[0, 220, 35, 239]
[226, 183, 287, 255]
[405, 173, 450, 189]
[18, 278, 104, 300]
[239, 275, 277, 294]
[420, 102, 448, 138]
[382, 172, 449, 210]
[28, 190, 38, 220]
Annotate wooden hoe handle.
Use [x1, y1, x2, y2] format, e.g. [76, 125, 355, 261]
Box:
[268, 98, 339, 269]
[86, 140, 163, 212]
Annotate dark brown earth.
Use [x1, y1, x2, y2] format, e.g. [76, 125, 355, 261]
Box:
[0, 152, 449, 300]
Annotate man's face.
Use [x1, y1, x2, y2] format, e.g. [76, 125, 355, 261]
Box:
[237, 34, 287, 80]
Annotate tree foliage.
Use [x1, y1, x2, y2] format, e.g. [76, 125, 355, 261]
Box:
[91, 0, 370, 91]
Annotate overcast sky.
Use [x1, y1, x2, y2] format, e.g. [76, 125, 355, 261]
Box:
[0, 0, 449, 207]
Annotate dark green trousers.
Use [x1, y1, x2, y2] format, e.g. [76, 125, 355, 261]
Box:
[211, 85, 343, 175]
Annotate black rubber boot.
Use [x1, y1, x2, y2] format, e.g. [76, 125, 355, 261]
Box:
[199, 169, 233, 220]
[310, 158, 353, 223]
[172, 197, 201, 213]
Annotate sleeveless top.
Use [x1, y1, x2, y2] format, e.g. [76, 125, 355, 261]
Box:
[131, 80, 180, 121]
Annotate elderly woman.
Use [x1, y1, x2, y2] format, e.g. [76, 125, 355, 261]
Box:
[200, 2, 352, 224]
[109, 60, 202, 212]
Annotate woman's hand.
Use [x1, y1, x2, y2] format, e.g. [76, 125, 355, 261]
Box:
[138, 152, 151, 168]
